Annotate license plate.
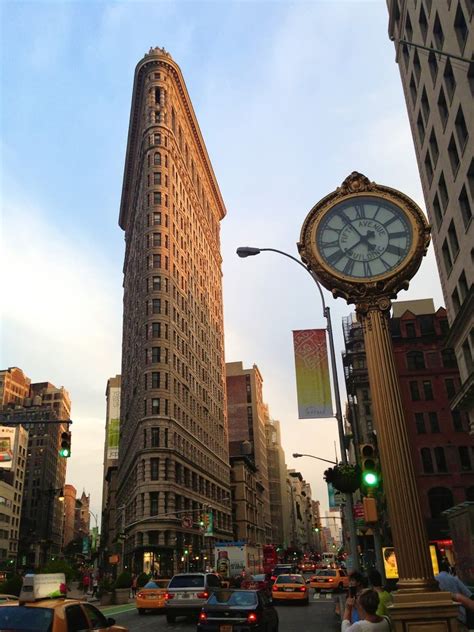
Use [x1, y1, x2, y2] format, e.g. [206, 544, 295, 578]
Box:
[284, 588, 293, 591]
[147, 595, 157, 599]
[220, 626, 232, 632]
[179, 593, 190, 598]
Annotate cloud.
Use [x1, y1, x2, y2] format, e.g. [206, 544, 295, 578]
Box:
[1, 195, 123, 516]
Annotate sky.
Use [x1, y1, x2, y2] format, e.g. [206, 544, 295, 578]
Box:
[1, 0, 445, 526]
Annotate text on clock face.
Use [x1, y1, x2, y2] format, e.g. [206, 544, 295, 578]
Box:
[316, 197, 413, 278]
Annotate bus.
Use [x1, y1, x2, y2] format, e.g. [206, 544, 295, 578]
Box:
[262, 545, 279, 574]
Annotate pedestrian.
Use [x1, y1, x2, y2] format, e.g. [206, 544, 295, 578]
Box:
[131, 574, 138, 598]
[342, 589, 390, 631]
[91, 575, 98, 599]
[435, 560, 473, 630]
[368, 569, 392, 618]
[346, 571, 367, 624]
[82, 574, 90, 595]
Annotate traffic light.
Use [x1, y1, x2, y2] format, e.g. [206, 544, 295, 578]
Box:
[59, 431, 71, 458]
[360, 444, 379, 489]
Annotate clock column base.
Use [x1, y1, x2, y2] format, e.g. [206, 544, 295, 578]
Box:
[389, 591, 459, 632]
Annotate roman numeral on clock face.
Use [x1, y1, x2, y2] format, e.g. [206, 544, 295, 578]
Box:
[386, 244, 404, 256]
[389, 230, 408, 239]
[326, 250, 345, 266]
[363, 261, 373, 277]
[343, 258, 355, 275]
[354, 204, 365, 219]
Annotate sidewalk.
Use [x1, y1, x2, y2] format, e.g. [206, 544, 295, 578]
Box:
[66, 587, 134, 607]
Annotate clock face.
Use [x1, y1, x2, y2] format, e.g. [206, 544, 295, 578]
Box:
[316, 196, 413, 279]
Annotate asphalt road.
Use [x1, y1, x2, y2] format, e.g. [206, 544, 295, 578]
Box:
[104, 592, 343, 632]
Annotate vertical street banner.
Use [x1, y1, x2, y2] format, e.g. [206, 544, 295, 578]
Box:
[328, 483, 336, 509]
[107, 419, 119, 460]
[293, 329, 333, 419]
[0, 426, 16, 470]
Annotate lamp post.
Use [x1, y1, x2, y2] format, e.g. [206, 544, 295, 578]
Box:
[237, 246, 360, 571]
[40, 487, 64, 566]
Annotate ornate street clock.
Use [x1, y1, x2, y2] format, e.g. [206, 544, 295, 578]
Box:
[298, 172, 430, 304]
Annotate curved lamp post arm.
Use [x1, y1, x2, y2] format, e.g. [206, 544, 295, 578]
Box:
[293, 452, 337, 465]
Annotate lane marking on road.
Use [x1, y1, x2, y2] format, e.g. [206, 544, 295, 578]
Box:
[99, 603, 137, 616]
[313, 593, 334, 600]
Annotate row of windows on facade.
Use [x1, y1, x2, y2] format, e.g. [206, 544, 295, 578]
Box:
[138, 458, 227, 498]
[420, 445, 473, 474]
[403, 2, 469, 55]
[413, 408, 468, 433]
[405, 348, 457, 370]
[391, 315, 449, 337]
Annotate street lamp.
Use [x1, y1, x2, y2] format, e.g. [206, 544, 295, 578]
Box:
[237, 246, 360, 570]
[293, 453, 337, 465]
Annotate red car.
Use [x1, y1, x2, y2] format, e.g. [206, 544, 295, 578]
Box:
[241, 574, 272, 595]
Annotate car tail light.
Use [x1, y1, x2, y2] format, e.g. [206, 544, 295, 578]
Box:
[246, 612, 258, 623]
[299, 586, 307, 592]
[272, 585, 278, 591]
[328, 579, 334, 583]
[197, 591, 209, 599]
[137, 591, 144, 598]
[271, 575, 276, 581]
[198, 611, 207, 622]
[165, 592, 174, 599]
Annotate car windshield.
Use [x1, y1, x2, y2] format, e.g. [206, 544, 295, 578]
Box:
[251, 575, 266, 582]
[143, 581, 159, 588]
[0, 606, 54, 631]
[274, 567, 292, 574]
[276, 575, 303, 584]
[168, 575, 204, 589]
[316, 570, 337, 577]
[208, 591, 257, 606]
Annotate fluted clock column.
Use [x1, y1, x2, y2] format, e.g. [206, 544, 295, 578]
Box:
[357, 298, 436, 592]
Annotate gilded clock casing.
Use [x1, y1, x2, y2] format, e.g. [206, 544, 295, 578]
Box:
[298, 172, 431, 305]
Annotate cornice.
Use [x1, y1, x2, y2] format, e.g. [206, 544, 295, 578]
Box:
[119, 49, 227, 231]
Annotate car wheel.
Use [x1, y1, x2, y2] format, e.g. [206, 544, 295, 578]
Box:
[138, 608, 145, 615]
[166, 614, 176, 624]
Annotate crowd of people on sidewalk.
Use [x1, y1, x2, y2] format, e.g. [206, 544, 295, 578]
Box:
[340, 563, 474, 632]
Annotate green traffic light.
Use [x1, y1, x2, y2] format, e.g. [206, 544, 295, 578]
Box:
[59, 448, 70, 458]
[362, 471, 379, 487]
[184, 549, 189, 555]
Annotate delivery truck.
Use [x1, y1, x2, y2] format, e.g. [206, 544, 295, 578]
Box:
[214, 541, 263, 578]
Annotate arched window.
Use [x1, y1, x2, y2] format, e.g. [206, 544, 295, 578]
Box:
[154, 152, 161, 165]
[421, 448, 434, 473]
[407, 350, 425, 370]
[428, 487, 454, 518]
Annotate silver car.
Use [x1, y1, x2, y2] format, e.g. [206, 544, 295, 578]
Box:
[164, 572, 222, 624]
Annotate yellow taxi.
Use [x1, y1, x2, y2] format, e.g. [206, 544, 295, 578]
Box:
[0, 573, 128, 631]
[271, 573, 309, 604]
[136, 578, 169, 614]
[309, 567, 349, 592]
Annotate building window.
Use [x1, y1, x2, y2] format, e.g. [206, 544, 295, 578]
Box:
[458, 186, 472, 229]
[448, 220, 460, 258]
[434, 447, 447, 472]
[427, 51, 437, 84]
[405, 11, 413, 41]
[153, 233, 161, 247]
[410, 76, 417, 105]
[152, 347, 161, 363]
[154, 192, 162, 205]
[419, 314, 435, 334]
[150, 458, 159, 481]
[417, 112, 425, 144]
[154, 152, 161, 165]
[151, 372, 160, 389]
[448, 135, 460, 176]
[458, 447, 472, 471]
[445, 378, 456, 399]
[421, 447, 434, 473]
[153, 212, 161, 225]
[154, 172, 162, 185]
[405, 321, 416, 337]
[455, 106, 469, 153]
[452, 287, 461, 315]
[407, 350, 425, 370]
[424, 151, 434, 184]
[152, 322, 161, 338]
[452, 410, 464, 432]
[428, 487, 453, 518]
[150, 492, 159, 516]
[421, 87, 430, 123]
[415, 412, 426, 434]
[423, 380, 434, 400]
[433, 12, 444, 50]
[443, 58, 456, 102]
[438, 172, 449, 211]
[462, 337, 473, 374]
[437, 89, 449, 133]
[454, 4, 468, 52]
[428, 412, 440, 433]
[459, 270, 469, 303]
[429, 130, 439, 166]
[151, 428, 160, 447]
[152, 254, 161, 268]
[419, 4, 428, 42]
[413, 49, 421, 83]
[152, 299, 161, 314]
[151, 398, 160, 415]
[410, 381, 420, 401]
[442, 238, 453, 274]
[152, 276, 161, 291]
[469, 159, 474, 200]
[154, 133, 161, 145]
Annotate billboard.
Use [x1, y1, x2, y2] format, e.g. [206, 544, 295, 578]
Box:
[293, 329, 332, 419]
[383, 545, 439, 579]
[107, 385, 120, 460]
[0, 426, 16, 470]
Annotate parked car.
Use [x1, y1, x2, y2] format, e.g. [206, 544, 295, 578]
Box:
[165, 572, 222, 624]
[271, 574, 309, 605]
[197, 589, 278, 631]
[309, 568, 349, 592]
[135, 578, 169, 614]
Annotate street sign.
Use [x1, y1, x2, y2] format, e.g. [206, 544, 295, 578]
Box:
[181, 516, 193, 529]
[353, 502, 364, 518]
